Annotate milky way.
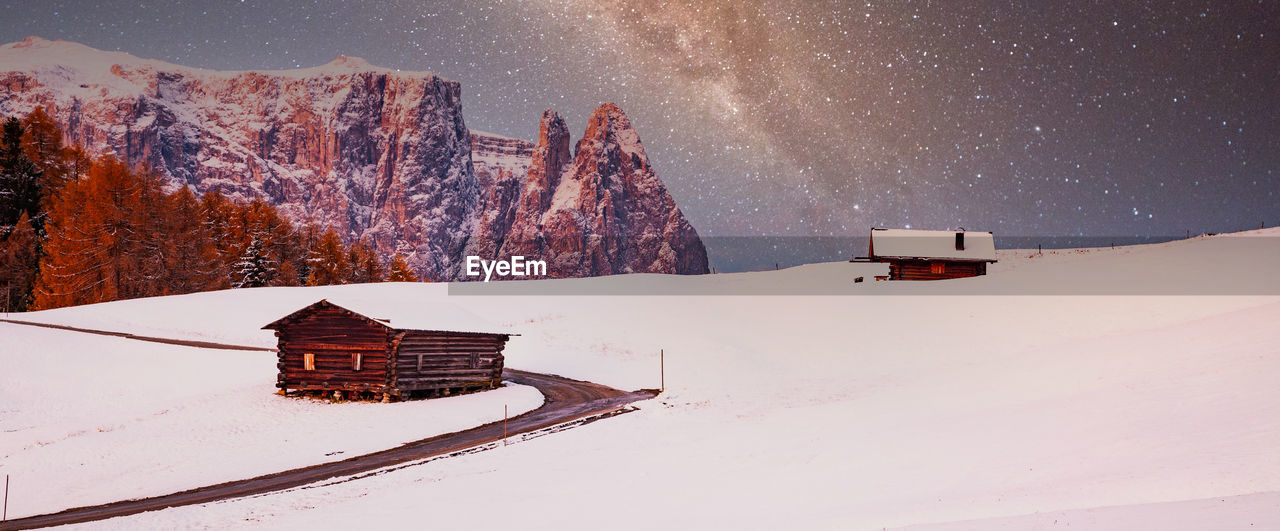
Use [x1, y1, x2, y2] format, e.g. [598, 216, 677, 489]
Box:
[2, 0, 1277, 237]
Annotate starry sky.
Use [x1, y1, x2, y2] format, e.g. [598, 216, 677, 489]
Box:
[2, 0, 1277, 238]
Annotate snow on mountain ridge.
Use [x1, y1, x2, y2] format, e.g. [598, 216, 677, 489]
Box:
[0, 37, 709, 280]
[0, 36, 444, 79]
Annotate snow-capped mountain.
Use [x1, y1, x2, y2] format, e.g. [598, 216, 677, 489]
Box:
[0, 36, 708, 280]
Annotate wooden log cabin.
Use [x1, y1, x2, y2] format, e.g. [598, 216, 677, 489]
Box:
[263, 299, 513, 401]
[869, 228, 998, 280]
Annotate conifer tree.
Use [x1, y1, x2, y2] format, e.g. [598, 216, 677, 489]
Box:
[0, 117, 42, 232]
[17, 110, 330, 307]
[305, 229, 349, 286]
[129, 165, 174, 299]
[234, 232, 276, 288]
[21, 107, 71, 208]
[287, 224, 319, 286]
[386, 253, 418, 282]
[0, 212, 39, 312]
[166, 187, 222, 293]
[347, 238, 383, 284]
[34, 156, 136, 308]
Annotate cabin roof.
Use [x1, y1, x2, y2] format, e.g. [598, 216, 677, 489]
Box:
[262, 298, 514, 336]
[869, 228, 998, 262]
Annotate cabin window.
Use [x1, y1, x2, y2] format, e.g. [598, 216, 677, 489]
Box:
[955, 232, 965, 250]
[352, 352, 363, 371]
[470, 352, 480, 369]
[303, 353, 316, 371]
[931, 262, 946, 275]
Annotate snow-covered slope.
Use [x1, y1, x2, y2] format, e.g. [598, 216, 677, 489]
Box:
[0, 319, 543, 518]
[3, 230, 1278, 527]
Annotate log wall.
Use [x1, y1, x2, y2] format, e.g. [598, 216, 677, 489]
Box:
[888, 259, 987, 281]
[393, 331, 507, 392]
[275, 307, 393, 393]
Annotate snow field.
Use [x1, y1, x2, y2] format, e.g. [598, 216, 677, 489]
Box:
[3, 229, 1278, 528]
[0, 325, 543, 517]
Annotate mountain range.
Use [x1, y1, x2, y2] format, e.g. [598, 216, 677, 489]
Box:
[0, 36, 708, 280]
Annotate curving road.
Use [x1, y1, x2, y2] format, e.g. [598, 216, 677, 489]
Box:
[0, 320, 655, 530]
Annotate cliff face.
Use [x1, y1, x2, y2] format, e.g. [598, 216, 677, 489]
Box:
[497, 104, 708, 277]
[0, 37, 708, 280]
[469, 131, 532, 262]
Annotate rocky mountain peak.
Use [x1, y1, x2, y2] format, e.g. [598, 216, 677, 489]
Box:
[1, 39, 708, 281]
[526, 108, 572, 211]
[503, 102, 708, 277]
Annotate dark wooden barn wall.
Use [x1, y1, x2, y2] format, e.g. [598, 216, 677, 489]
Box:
[275, 307, 392, 392]
[888, 260, 987, 281]
[393, 332, 506, 392]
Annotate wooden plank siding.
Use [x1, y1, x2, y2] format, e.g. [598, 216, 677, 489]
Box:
[274, 306, 393, 393]
[393, 332, 506, 392]
[888, 259, 987, 281]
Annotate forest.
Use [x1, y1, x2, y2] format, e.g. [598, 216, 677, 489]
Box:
[0, 107, 419, 312]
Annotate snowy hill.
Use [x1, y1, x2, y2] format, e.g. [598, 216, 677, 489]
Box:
[1, 230, 1278, 527]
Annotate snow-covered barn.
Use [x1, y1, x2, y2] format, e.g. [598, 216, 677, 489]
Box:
[868, 228, 998, 280]
[263, 299, 513, 401]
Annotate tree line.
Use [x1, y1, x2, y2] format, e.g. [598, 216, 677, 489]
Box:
[0, 107, 418, 312]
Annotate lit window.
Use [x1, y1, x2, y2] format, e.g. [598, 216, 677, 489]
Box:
[931, 262, 946, 274]
[352, 352, 363, 371]
[304, 353, 316, 371]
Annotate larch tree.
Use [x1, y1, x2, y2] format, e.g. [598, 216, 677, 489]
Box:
[197, 189, 243, 283]
[166, 187, 223, 293]
[21, 107, 71, 211]
[0, 211, 40, 311]
[34, 156, 138, 308]
[127, 165, 174, 299]
[347, 238, 383, 284]
[16, 114, 341, 308]
[386, 253, 418, 282]
[305, 229, 349, 286]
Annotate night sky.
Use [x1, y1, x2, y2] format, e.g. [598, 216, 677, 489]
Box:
[2, 1, 1277, 238]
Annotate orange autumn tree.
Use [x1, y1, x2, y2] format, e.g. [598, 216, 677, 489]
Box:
[24, 116, 423, 309]
[347, 238, 383, 284]
[0, 211, 40, 311]
[34, 156, 152, 308]
[165, 187, 222, 294]
[386, 253, 418, 282]
[21, 106, 83, 208]
[198, 191, 311, 288]
[305, 229, 349, 286]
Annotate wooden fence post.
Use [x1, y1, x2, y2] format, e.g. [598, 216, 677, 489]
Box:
[4, 473, 9, 523]
[503, 405, 508, 446]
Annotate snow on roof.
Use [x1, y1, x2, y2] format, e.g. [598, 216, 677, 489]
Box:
[265, 298, 514, 336]
[870, 228, 997, 262]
